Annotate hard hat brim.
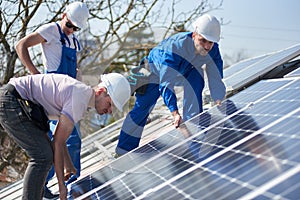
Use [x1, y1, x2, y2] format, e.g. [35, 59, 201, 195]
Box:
[198, 33, 220, 43]
[66, 13, 86, 29]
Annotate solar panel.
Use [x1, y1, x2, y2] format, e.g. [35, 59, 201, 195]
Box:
[223, 43, 300, 92]
[223, 54, 269, 79]
[284, 67, 300, 78]
[68, 77, 300, 200]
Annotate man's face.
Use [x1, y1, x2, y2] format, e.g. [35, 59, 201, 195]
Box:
[61, 14, 80, 35]
[192, 33, 214, 56]
[95, 91, 113, 115]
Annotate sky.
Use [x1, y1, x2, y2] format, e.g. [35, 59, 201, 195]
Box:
[180, 0, 300, 60]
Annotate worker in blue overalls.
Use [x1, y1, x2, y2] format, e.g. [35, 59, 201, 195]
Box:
[116, 14, 226, 156]
[15, 2, 89, 199]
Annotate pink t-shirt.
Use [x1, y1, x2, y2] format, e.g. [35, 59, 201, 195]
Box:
[9, 74, 93, 124]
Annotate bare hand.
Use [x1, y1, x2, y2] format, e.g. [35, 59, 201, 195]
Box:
[64, 167, 77, 181]
[172, 113, 182, 128]
[64, 172, 73, 181]
[59, 184, 67, 200]
[215, 99, 222, 106]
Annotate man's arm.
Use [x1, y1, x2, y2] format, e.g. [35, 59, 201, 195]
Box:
[208, 43, 223, 78]
[15, 32, 46, 74]
[206, 43, 226, 103]
[63, 144, 77, 181]
[159, 65, 182, 128]
[150, 36, 187, 128]
[52, 114, 75, 200]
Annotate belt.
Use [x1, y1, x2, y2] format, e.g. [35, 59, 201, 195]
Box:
[5, 84, 22, 99]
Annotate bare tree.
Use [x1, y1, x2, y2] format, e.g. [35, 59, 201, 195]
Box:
[0, 0, 223, 186]
[1, 0, 224, 80]
[83, 0, 224, 75]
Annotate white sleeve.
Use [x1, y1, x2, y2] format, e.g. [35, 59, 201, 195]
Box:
[36, 22, 60, 44]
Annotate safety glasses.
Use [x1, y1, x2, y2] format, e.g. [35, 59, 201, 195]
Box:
[65, 20, 81, 31]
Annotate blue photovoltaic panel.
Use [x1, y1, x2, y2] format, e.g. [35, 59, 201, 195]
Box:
[223, 43, 300, 91]
[223, 54, 269, 79]
[68, 77, 300, 200]
[203, 55, 269, 96]
[284, 67, 300, 78]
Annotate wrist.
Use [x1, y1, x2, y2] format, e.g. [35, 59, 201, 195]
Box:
[171, 110, 179, 117]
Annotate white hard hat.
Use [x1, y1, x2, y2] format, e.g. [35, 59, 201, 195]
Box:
[65, 2, 89, 29]
[99, 73, 131, 112]
[192, 14, 221, 43]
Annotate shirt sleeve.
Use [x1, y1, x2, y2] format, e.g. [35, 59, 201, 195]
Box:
[208, 43, 224, 78]
[206, 43, 226, 101]
[36, 22, 58, 44]
[150, 33, 193, 113]
[61, 84, 93, 124]
[155, 50, 183, 113]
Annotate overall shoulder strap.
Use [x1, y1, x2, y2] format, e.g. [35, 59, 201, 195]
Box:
[72, 35, 81, 51]
[55, 22, 71, 46]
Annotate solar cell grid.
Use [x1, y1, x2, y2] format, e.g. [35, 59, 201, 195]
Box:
[223, 54, 269, 79]
[69, 78, 300, 200]
[223, 44, 300, 91]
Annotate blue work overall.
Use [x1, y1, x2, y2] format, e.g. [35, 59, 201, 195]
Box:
[46, 23, 81, 185]
[116, 32, 225, 156]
